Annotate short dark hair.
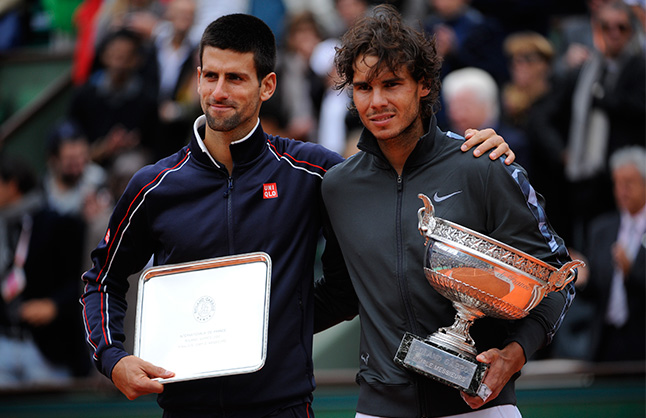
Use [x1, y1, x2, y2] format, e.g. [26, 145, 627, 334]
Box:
[46, 119, 87, 158]
[334, 4, 442, 118]
[199, 14, 277, 81]
[97, 28, 143, 57]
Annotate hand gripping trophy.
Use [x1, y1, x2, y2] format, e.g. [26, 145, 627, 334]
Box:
[395, 194, 584, 399]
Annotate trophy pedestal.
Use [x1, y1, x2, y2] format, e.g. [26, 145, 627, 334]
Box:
[394, 332, 489, 398]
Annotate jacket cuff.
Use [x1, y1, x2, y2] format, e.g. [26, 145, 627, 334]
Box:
[100, 346, 130, 379]
[503, 317, 547, 363]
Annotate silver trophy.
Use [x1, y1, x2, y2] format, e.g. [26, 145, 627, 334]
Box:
[394, 194, 584, 399]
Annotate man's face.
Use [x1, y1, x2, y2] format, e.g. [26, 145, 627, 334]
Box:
[56, 140, 89, 186]
[102, 38, 139, 84]
[598, 7, 633, 58]
[197, 47, 276, 139]
[352, 55, 430, 144]
[510, 51, 550, 88]
[446, 88, 489, 135]
[613, 164, 646, 215]
[168, 0, 195, 35]
[431, 0, 467, 18]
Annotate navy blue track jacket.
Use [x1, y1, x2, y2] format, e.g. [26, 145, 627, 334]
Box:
[81, 116, 346, 414]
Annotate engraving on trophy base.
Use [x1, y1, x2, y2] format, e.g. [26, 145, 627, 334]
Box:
[394, 332, 488, 397]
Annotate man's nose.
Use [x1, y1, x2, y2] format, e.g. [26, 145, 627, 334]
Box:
[371, 88, 388, 107]
[212, 78, 229, 99]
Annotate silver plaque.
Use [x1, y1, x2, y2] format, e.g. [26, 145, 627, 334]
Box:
[134, 252, 271, 384]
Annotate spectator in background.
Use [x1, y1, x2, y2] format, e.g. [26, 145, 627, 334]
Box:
[0, 156, 91, 387]
[263, 11, 326, 141]
[42, 120, 107, 218]
[423, 0, 508, 84]
[586, 146, 645, 362]
[555, 146, 645, 362]
[330, 0, 370, 37]
[68, 28, 158, 168]
[94, 0, 164, 49]
[310, 38, 352, 156]
[550, 0, 613, 77]
[443, 67, 532, 173]
[501, 31, 555, 133]
[307, 0, 369, 155]
[151, 0, 201, 159]
[499, 32, 575, 239]
[564, 0, 645, 249]
[92, 0, 163, 90]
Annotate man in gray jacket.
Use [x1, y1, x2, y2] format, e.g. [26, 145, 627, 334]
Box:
[314, 5, 576, 418]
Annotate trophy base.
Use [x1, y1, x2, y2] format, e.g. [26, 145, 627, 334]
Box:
[394, 332, 489, 398]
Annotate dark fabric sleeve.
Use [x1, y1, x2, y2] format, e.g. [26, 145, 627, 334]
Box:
[485, 160, 577, 360]
[313, 206, 359, 333]
[503, 282, 576, 361]
[80, 172, 155, 378]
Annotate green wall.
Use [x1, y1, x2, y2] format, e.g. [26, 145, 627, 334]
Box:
[0, 52, 74, 174]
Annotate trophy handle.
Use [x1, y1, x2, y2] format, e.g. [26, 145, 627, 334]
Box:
[417, 194, 436, 243]
[549, 259, 585, 291]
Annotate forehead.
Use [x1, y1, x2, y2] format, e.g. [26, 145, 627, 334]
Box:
[352, 54, 411, 82]
[104, 37, 137, 55]
[201, 46, 257, 73]
[59, 139, 88, 154]
[598, 7, 630, 24]
[614, 163, 643, 180]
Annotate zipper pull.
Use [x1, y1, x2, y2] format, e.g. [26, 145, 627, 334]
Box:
[223, 177, 234, 198]
[397, 175, 403, 191]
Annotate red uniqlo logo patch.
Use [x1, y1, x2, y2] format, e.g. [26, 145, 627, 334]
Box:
[263, 183, 278, 199]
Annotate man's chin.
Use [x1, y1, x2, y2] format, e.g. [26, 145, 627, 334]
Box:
[205, 114, 239, 133]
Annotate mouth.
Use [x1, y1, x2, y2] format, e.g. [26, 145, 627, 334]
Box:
[368, 113, 395, 125]
[208, 101, 234, 111]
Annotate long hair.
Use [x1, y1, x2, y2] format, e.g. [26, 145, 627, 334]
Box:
[334, 4, 442, 118]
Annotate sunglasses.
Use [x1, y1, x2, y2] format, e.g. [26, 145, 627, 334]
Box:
[600, 21, 630, 33]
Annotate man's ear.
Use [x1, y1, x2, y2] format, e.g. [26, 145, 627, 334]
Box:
[196, 66, 202, 94]
[420, 79, 431, 99]
[260, 72, 277, 102]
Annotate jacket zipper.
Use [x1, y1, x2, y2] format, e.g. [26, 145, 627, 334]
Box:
[224, 176, 234, 253]
[396, 173, 429, 418]
[395, 174, 418, 334]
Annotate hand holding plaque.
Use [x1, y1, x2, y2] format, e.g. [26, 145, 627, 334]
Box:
[394, 194, 584, 399]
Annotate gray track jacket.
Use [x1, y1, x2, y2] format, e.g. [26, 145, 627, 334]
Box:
[315, 116, 575, 418]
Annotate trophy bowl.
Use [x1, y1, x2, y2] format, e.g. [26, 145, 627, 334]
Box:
[394, 193, 584, 399]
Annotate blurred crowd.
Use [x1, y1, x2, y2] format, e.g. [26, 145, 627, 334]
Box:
[0, 0, 644, 389]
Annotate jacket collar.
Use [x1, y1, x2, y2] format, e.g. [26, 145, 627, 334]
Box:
[189, 115, 267, 170]
[356, 114, 441, 171]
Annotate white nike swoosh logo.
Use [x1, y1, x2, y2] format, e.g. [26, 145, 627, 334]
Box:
[433, 191, 462, 202]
